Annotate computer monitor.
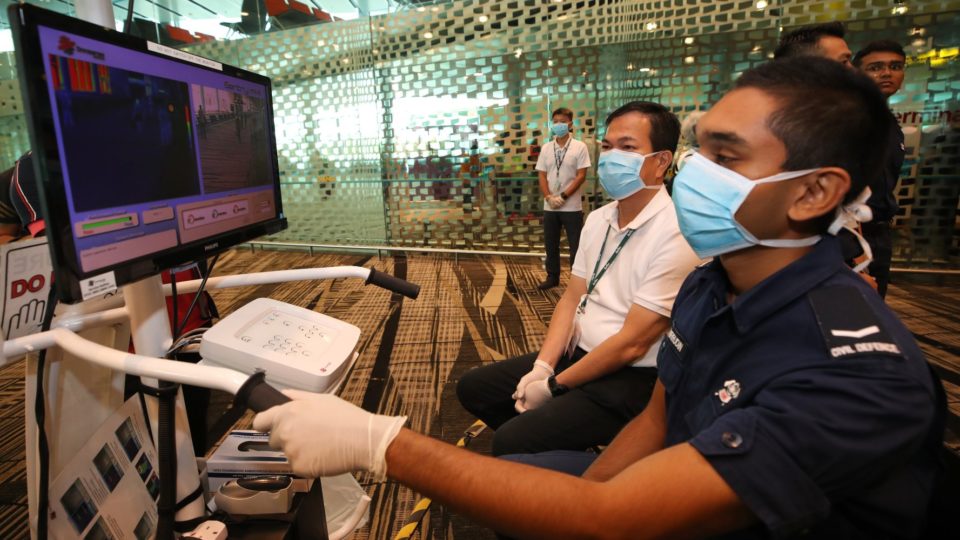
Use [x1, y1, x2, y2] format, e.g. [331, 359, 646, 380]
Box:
[10, 4, 287, 303]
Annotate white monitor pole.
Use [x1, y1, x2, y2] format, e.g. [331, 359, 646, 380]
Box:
[75, 0, 116, 28]
[124, 276, 207, 525]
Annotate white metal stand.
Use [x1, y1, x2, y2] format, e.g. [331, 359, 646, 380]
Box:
[9, 265, 397, 539]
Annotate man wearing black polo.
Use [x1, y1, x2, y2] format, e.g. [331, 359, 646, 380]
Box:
[854, 40, 907, 298]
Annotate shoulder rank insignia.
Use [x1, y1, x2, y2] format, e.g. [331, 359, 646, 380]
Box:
[809, 286, 902, 359]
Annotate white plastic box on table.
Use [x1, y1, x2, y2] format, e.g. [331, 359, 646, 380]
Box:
[199, 297, 361, 393]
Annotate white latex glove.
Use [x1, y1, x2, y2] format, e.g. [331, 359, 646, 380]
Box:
[516, 378, 553, 413]
[547, 194, 565, 209]
[512, 359, 554, 401]
[253, 389, 407, 481]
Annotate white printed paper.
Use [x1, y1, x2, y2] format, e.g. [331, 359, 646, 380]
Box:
[48, 397, 161, 540]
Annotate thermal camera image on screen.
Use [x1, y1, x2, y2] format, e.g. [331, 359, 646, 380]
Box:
[192, 85, 272, 193]
[49, 54, 201, 212]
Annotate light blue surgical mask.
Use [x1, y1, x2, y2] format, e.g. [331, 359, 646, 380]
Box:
[598, 148, 662, 200]
[671, 152, 822, 258]
[551, 122, 570, 138]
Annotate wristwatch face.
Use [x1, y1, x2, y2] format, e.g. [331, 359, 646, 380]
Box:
[548, 376, 568, 396]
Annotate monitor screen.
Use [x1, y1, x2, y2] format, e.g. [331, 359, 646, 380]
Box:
[11, 4, 286, 303]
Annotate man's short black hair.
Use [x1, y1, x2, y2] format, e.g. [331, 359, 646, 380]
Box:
[774, 22, 845, 59]
[734, 56, 893, 211]
[552, 107, 574, 121]
[605, 101, 681, 154]
[853, 40, 906, 67]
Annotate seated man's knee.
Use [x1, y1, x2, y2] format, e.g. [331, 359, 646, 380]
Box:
[491, 419, 537, 456]
[456, 366, 492, 414]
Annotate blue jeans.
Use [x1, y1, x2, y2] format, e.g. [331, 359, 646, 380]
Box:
[499, 450, 598, 477]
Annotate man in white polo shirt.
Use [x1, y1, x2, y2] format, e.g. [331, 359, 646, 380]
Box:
[536, 107, 591, 290]
[457, 101, 701, 456]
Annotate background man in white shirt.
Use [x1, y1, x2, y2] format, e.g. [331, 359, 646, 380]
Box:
[455, 101, 701, 456]
[536, 107, 591, 290]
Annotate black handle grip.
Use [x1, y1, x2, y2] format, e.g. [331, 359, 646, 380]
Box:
[365, 268, 420, 299]
[235, 372, 291, 413]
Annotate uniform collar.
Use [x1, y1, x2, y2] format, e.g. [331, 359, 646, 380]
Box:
[705, 236, 847, 334]
[601, 187, 670, 233]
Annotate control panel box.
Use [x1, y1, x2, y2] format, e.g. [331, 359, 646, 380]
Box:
[200, 298, 360, 393]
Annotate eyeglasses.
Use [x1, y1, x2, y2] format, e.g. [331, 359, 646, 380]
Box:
[863, 61, 905, 73]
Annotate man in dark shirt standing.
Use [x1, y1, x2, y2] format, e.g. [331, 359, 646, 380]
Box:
[854, 40, 907, 298]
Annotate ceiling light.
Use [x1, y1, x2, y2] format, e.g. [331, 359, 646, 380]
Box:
[684, 37, 695, 45]
[755, 0, 768, 9]
[892, 5, 909, 15]
[478, 15, 488, 23]
[639, 67, 651, 72]
[684, 56, 695, 64]
[240, 11, 249, 16]
[547, 59, 554, 66]
[342, 58, 350, 64]
[645, 22, 658, 31]
[626, 63, 635, 70]
[423, 31, 433, 39]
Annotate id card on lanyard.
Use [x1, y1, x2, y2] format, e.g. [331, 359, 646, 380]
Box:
[554, 139, 571, 193]
[566, 225, 637, 356]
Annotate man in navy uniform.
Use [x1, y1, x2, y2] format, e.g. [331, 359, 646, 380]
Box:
[853, 40, 908, 298]
[252, 57, 943, 539]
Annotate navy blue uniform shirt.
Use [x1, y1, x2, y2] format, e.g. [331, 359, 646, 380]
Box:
[866, 114, 905, 222]
[659, 236, 943, 539]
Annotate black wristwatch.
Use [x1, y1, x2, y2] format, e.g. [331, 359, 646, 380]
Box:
[559, 192, 569, 200]
[547, 375, 570, 397]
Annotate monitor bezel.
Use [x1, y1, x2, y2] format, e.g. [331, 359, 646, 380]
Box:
[10, 3, 287, 304]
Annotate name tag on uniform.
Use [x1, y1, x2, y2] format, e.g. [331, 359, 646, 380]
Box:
[666, 327, 684, 353]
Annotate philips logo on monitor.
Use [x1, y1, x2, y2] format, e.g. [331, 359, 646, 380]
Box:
[57, 35, 104, 60]
[204, 243, 219, 252]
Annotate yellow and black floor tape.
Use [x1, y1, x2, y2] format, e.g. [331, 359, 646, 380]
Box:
[392, 420, 487, 540]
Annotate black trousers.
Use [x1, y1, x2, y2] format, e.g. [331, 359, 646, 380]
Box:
[543, 210, 583, 278]
[456, 349, 658, 456]
[862, 221, 892, 298]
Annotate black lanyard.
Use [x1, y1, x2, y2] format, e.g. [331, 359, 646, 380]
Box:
[553, 139, 570, 181]
[579, 225, 636, 311]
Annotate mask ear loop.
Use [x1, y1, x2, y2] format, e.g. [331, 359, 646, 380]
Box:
[851, 232, 874, 273]
[828, 186, 875, 273]
[828, 186, 873, 236]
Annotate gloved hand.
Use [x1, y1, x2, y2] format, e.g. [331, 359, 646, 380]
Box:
[253, 389, 407, 481]
[512, 359, 554, 402]
[547, 194, 565, 209]
[515, 378, 553, 413]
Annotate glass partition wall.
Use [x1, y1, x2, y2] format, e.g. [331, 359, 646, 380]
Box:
[1, 0, 957, 268]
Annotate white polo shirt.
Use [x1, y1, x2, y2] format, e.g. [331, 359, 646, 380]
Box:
[536, 137, 591, 212]
[571, 188, 702, 367]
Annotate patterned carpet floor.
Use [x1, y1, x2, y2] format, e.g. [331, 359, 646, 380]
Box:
[0, 247, 956, 539]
